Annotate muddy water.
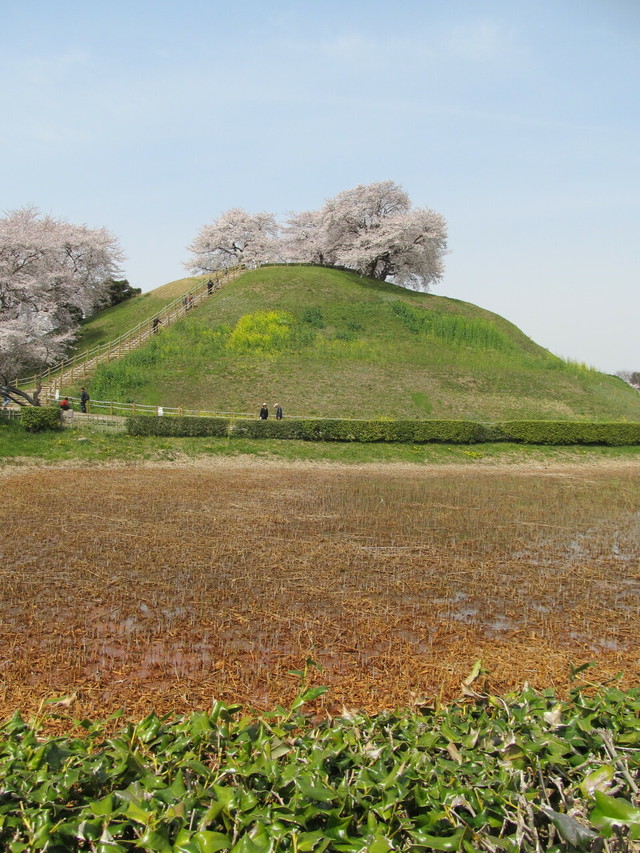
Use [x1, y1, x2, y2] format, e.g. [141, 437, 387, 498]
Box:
[1, 461, 639, 719]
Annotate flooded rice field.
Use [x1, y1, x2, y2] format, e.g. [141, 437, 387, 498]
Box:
[1, 461, 639, 719]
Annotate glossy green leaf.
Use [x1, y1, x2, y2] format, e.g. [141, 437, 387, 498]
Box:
[139, 826, 173, 852]
[296, 778, 337, 803]
[579, 764, 614, 797]
[542, 808, 598, 849]
[89, 794, 114, 817]
[125, 799, 154, 825]
[290, 686, 328, 710]
[410, 827, 466, 850]
[590, 791, 640, 839]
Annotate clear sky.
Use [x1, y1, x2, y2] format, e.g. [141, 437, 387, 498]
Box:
[2, 0, 638, 374]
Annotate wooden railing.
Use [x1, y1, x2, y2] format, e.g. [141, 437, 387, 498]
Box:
[37, 396, 354, 422]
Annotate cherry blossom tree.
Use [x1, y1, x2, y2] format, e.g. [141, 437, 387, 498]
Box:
[316, 181, 447, 289]
[186, 208, 280, 273]
[277, 181, 447, 290]
[281, 209, 334, 266]
[188, 182, 447, 290]
[0, 206, 124, 405]
[617, 370, 640, 391]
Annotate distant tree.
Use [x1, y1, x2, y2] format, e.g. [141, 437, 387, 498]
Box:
[102, 279, 141, 307]
[188, 182, 447, 291]
[280, 181, 448, 291]
[0, 206, 124, 405]
[319, 181, 447, 289]
[186, 208, 280, 273]
[281, 209, 333, 266]
[617, 370, 640, 390]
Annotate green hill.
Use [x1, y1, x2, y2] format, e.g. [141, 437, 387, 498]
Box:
[73, 276, 201, 354]
[70, 266, 640, 421]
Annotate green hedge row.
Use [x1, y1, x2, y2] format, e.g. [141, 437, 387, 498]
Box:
[126, 416, 229, 437]
[126, 417, 486, 443]
[230, 418, 486, 443]
[126, 416, 640, 445]
[496, 420, 640, 445]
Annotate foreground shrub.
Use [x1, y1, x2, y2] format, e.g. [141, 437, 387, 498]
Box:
[19, 406, 62, 432]
[0, 685, 639, 851]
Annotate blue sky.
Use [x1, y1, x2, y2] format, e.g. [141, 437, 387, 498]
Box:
[2, 0, 638, 373]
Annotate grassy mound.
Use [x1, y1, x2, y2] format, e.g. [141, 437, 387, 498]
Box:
[74, 276, 207, 355]
[72, 266, 640, 421]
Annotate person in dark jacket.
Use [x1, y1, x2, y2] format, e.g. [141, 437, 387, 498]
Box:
[259, 403, 269, 420]
[80, 388, 90, 413]
[275, 403, 283, 420]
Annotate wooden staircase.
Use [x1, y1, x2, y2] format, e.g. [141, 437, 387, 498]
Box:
[17, 267, 242, 404]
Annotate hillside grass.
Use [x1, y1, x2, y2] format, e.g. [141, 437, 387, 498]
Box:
[69, 266, 640, 422]
[72, 275, 206, 354]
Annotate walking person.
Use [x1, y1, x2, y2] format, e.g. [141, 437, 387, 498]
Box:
[275, 403, 283, 420]
[80, 387, 90, 413]
[207, 279, 214, 295]
[152, 317, 162, 333]
[259, 403, 269, 420]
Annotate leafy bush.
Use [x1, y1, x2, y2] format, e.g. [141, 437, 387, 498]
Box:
[230, 419, 308, 440]
[127, 415, 229, 437]
[19, 406, 62, 432]
[232, 418, 488, 443]
[301, 307, 325, 328]
[126, 416, 640, 445]
[0, 686, 639, 851]
[497, 421, 640, 445]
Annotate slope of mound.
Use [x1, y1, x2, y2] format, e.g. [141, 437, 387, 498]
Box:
[75, 266, 640, 421]
[73, 275, 206, 355]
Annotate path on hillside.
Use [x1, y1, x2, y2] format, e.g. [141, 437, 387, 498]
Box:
[22, 268, 242, 404]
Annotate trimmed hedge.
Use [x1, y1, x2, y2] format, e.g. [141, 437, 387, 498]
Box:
[496, 420, 640, 446]
[127, 417, 489, 443]
[19, 406, 62, 432]
[127, 415, 229, 437]
[272, 419, 489, 443]
[125, 415, 640, 445]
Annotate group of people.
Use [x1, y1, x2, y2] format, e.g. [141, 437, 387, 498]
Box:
[59, 388, 90, 413]
[259, 403, 283, 420]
